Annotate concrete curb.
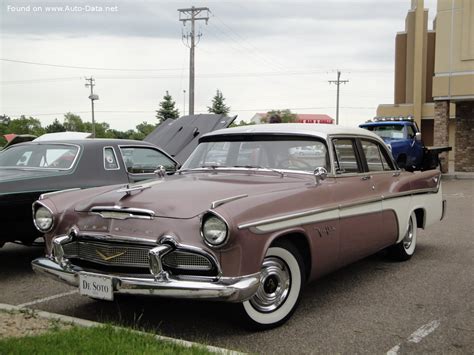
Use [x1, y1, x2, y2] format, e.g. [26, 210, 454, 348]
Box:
[0, 303, 244, 355]
[442, 172, 474, 180]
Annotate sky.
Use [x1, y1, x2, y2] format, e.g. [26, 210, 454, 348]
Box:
[1, 0, 438, 131]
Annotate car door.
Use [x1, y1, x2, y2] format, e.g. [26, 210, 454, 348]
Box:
[119, 146, 178, 183]
[358, 138, 399, 250]
[331, 137, 383, 266]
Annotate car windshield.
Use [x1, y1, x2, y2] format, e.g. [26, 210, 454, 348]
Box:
[363, 125, 405, 139]
[0, 144, 79, 170]
[182, 136, 329, 173]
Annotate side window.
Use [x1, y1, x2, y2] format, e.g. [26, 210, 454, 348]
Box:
[333, 139, 360, 174]
[361, 140, 394, 172]
[406, 125, 415, 139]
[120, 147, 176, 174]
[103, 147, 119, 170]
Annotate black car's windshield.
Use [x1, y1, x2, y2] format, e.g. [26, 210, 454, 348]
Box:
[363, 125, 405, 139]
[182, 136, 329, 173]
[0, 144, 79, 170]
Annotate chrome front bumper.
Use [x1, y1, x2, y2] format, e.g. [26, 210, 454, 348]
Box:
[31, 257, 260, 303]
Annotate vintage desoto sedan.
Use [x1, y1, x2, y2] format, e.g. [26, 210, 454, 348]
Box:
[31, 124, 446, 329]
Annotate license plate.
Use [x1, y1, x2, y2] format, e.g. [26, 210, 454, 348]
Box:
[79, 273, 113, 301]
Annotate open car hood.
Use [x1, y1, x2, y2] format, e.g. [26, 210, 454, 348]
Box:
[144, 114, 236, 163]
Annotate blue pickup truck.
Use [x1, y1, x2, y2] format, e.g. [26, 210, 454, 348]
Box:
[359, 118, 451, 171]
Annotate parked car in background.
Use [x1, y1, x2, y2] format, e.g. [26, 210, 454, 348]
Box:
[0, 138, 178, 247]
[359, 117, 451, 171]
[32, 124, 445, 329]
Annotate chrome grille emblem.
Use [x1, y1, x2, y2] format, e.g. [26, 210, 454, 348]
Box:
[96, 249, 126, 261]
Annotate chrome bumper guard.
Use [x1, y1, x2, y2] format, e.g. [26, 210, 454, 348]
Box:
[31, 257, 260, 303]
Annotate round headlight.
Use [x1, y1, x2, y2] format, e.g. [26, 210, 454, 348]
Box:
[202, 214, 228, 247]
[34, 206, 54, 232]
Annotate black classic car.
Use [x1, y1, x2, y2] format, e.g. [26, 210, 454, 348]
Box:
[0, 139, 178, 247]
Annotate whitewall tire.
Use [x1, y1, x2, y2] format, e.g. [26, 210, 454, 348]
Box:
[389, 211, 417, 261]
[240, 241, 305, 330]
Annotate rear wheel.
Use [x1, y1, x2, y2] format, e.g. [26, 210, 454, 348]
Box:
[389, 212, 417, 261]
[240, 241, 305, 330]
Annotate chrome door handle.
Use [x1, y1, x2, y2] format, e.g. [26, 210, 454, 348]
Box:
[361, 175, 372, 180]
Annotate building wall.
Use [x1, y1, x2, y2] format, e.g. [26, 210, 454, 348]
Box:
[455, 102, 474, 172]
[432, 0, 474, 100]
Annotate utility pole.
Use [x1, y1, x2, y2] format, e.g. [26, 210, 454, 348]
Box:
[328, 70, 349, 125]
[183, 89, 186, 116]
[178, 6, 210, 116]
[84, 77, 99, 137]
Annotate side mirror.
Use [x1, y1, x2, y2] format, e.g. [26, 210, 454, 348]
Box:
[314, 167, 328, 185]
[154, 165, 166, 178]
[415, 132, 422, 141]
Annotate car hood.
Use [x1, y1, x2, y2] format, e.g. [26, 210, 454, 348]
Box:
[144, 114, 236, 163]
[74, 172, 308, 219]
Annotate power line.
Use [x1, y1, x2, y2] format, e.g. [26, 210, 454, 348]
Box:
[0, 58, 183, 72]
[4, 106, 376, 117]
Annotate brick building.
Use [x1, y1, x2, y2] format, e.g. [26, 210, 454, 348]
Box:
[377, 0, 474, 172]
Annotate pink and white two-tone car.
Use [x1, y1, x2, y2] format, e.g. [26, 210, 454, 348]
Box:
[32, 124, 446, 329]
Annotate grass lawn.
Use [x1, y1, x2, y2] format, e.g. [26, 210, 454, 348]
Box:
[0, 324, 213, 355]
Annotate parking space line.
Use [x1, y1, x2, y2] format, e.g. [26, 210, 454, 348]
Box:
[386, 320, 441, 354]
[18, 290, 78, 308]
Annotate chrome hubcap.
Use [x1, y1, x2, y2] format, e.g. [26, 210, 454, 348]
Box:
[403, 219, 414, 250]
[250, 257, 290, 312]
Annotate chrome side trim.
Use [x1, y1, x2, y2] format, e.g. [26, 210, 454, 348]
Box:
[211, 194, 248, 209]
[90, 206, 155, 220]
[238, 186, 440, 231]
[31, 257, 260, 303]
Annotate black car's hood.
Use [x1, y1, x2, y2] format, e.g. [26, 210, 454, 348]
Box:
[144, 114, 236, 163]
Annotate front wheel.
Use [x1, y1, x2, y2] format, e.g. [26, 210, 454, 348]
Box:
[389, 212, 417, 261]
[240, 241, 305, 330]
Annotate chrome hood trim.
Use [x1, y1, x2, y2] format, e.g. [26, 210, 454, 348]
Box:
[90, 206, 155, 220]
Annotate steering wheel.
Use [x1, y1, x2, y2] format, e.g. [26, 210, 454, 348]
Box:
[276, 157, 313, 169]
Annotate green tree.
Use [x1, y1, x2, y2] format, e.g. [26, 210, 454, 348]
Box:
[230, 120, 255, 127]
[45, 118, 66, 133]
[265, 109, 297, 123]
[84, 121, 110, 138]
[0, 115, 11, 146]
[156, 91, 179, 124]
[7, 115, 45, 136]
[208, 90, 230, 116]
[136, 121, 156, 136]
[63, 113, 86, 132]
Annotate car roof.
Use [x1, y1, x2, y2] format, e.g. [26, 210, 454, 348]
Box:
[202, 123, 383, 141]
[6, 138, 157, 148]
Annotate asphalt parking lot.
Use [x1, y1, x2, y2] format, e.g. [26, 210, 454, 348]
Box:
[1, 179, 473, 354]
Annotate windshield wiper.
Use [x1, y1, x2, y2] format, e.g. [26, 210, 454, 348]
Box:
[232, 165, 285, 178]
[178, 164, 226, 174]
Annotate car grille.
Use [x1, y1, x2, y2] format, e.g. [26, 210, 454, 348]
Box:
[62, 240, 215, 274]
[162, 251, 212, 271]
